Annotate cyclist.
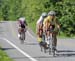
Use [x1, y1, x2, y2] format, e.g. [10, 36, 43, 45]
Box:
[18, 17, 28, 38]
[36, 12, 47, 44]
[43, 11, 60, 50]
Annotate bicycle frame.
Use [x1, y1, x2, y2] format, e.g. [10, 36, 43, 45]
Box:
[19, 28, 25, 44]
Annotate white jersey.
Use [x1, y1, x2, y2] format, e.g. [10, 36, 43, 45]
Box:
[19, 17, 25, 24]
[37, 16, 43, 25]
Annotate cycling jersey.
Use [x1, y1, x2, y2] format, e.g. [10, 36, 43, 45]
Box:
[36, 16, 44, 33]
[37, 16, 44, 25]
[43, 16, 59, 32]
[18, 19, 27, 28]
[43, 16, 50, 26]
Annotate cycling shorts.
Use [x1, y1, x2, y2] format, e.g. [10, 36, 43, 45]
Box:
[21, 24, 25, 28]
[47, 25, 55, 31]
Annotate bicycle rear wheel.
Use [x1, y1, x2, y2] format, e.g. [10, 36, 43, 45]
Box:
[20, 32, 25, 44]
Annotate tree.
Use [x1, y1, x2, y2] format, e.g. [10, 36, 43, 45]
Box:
[1, 0, 10, 20]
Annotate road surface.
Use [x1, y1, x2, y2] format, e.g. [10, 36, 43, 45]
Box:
[0, 21, 75, 61]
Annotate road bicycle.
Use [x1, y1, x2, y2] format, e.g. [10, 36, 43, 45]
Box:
[19, 28, 26, 44]
[42, 25, 56, 56]
[48, 32, 56, 56]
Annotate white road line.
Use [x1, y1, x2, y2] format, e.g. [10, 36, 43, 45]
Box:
[0, 37, 38, 61]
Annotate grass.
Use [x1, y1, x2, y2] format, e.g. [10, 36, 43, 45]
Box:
[28, 21, 36, 33]
[0, 47, 13, 61]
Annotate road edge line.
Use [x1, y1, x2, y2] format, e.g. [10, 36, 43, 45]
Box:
[0, 37, 37, 61]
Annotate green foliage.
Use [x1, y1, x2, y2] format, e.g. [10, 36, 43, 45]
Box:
[0, 49, 13, 61]
[0, 0, 75, 37]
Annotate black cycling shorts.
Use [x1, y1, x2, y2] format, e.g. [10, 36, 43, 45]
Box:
[21, 24, 25, 28]
[47, 25, 55, 31]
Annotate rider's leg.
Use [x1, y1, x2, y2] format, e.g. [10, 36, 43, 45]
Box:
[36, 25, 40, 42]
[37, 32, 41, 43]
[53, 32, 57, 51]
[18, 27, 21, 38]
[45, 31, 50, 48]
[37, 27, 43, 43]
[43, 26, 46, 42]
[39, 24, 43, 42]
[18, 27, 21, 33]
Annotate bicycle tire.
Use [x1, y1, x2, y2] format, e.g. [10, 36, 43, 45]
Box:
[20, 31, 25, 44]
[52, 35, 56, 57]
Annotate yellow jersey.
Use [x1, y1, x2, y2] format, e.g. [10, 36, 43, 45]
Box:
[43, 16, 51, 26]
[43, 16, 60, 31]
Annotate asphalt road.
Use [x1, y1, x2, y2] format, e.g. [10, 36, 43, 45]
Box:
[0, 21, 75, 61]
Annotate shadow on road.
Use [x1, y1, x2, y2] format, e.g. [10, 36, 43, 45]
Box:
[0, 47, 15, 50]
[56, 53, 75, 57]
[24, 42, 38, 45]
[9, 50, 75, 60]
[55, 49, 75, 57]
[37, 49, 75, 58]
[57, 50, 75, 52]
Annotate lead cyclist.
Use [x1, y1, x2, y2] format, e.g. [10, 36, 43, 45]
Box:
[43, 11, 60, 51]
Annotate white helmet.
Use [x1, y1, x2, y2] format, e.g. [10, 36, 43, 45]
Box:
[41, 12, 47, 17]
[48, 11, 56, 16]
[19, 17, 25, 21]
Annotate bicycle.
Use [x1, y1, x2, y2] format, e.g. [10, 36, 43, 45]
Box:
[19, 28, 26, 44]
[38, 29, 47, 53]
[38, 29, 45, 52]
[39, 32, 49, 53]
[38, 25, 57, 56]
[48, 32, 56, 56]
[44, 25, 56, 56]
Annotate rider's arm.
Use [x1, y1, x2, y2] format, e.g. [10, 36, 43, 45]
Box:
[36, 20, 40, 35]
[55, 19, 60, 35]
[18, 20, 21, 27]
[56, 18, 60, 29]
[43, 18, 48, 33]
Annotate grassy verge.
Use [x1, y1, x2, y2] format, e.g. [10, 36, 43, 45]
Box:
[28, 21, 36, 33]
[0, 47, 13, 61]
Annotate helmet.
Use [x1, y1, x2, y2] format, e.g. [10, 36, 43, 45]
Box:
[41, 12, 47, 17]
[48, 11, 56, 16]
[19, 17, 25, 21]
